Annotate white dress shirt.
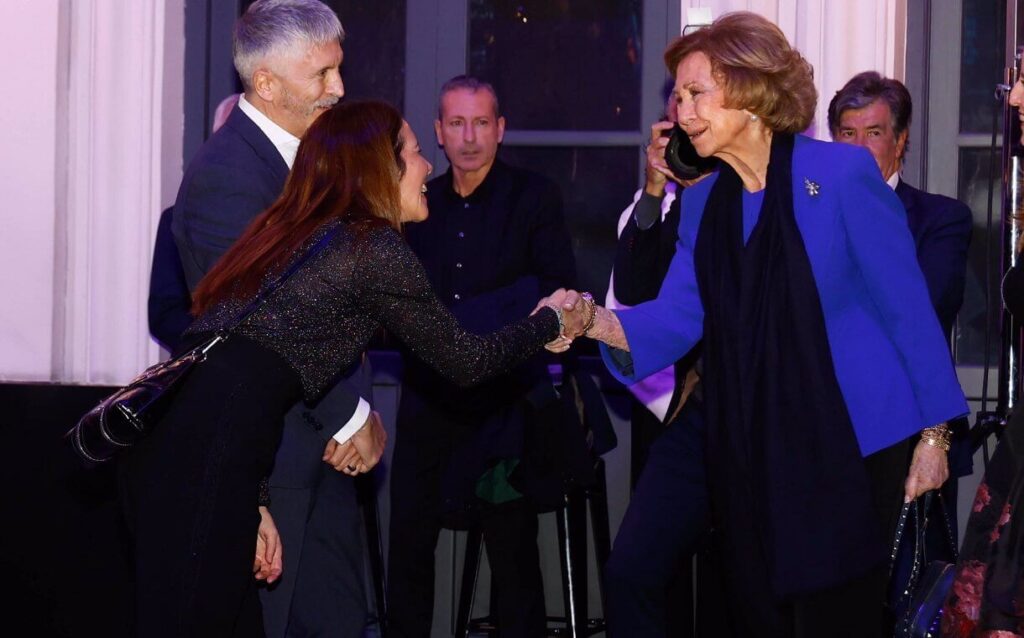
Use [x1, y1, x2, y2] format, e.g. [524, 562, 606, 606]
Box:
[606, 182, 679, 422]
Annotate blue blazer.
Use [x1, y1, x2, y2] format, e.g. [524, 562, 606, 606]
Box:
[603, 136, 968, 456]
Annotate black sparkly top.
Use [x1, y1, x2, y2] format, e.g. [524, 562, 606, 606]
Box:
[188, 221, 561, 401]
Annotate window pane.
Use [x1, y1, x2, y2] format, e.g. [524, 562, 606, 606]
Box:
[323, 0, 406, 109]
[959, 0, 1005, 133]
[498, 145, 639, 310]
[469, 0, 642, 131]
[955, 146, 1002, 366]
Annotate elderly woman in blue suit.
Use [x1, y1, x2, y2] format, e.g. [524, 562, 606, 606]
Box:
[549, 12, 968, 637]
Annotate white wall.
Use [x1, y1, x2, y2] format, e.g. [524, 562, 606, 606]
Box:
[0, 0, 184, 384]
[0, 1, 62, 381]
[679, 0, 907, 139]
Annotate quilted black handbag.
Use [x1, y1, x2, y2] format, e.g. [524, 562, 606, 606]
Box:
[887, 490, 958, 638]
[66, 225, 341, 467]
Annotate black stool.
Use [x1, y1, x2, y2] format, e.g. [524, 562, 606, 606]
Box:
[453, 457, 612, 637]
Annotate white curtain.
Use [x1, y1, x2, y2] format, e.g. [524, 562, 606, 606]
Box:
[679, 0, 907, 140]
[59, 1, 168, 384]
[0, 1, 179, 385]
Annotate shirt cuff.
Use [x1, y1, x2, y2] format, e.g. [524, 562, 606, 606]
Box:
[332, 397, 371, 445]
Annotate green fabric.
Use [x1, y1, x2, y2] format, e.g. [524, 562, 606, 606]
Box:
[475, 458, 523, 504]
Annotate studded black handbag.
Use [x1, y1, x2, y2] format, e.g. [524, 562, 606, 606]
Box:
[887, 490, 958, 638]
[66, 225, 342, 467]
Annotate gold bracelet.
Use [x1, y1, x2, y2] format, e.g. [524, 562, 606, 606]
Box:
[580, 292, 597, 336]
[920, 425, 951, 452]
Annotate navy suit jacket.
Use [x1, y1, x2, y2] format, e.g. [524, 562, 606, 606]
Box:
[603, 136, 968, 456]
[896, 179, 973, 342]
[172, 107, 289, 291]
[148, 207, 193, 352]
[171, 106, 361, 486]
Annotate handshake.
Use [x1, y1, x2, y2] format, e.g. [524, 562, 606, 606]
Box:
[532, 289, 603, 354]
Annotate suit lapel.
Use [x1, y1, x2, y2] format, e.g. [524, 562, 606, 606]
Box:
[895, 179, 916, 213]
[223, 107, 291, 187]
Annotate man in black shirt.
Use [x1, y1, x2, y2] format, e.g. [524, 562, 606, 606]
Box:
[387, 75, 577, 638]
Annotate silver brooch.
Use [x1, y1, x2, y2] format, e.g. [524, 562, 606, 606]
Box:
[804, 178, 820, 197]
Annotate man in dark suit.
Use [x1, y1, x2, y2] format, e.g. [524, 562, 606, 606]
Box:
[148, 95, 238, 352]
[387, 75, 577, 638]
[828, 70, 974, 522]
[170, 2, 384, 636]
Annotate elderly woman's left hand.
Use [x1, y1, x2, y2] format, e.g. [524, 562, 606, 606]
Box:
[903, 439, 949, 502]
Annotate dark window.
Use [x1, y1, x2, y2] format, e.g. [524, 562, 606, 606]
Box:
[499, 145, 639, 305]
[322, 0, 407, 108]
[469, 0, 643, 130]
[959, 0, 1006, 133]
[956, 146, 1001, 366]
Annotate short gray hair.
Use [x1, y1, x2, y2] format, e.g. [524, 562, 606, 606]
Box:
[233, 0, 344, 91]
[437, 75, 501, 120]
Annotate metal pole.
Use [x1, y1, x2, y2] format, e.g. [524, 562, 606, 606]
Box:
[998, 0, 1022, 414]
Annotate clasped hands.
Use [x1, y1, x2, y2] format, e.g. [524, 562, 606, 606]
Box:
[533, 289, 593, 353]
[322, 410, 388, 476]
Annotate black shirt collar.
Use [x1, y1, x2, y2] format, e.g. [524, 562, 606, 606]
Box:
[437, 158, 506, 205]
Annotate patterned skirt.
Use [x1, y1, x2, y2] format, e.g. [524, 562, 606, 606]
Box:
[943, 410, 1024, 637]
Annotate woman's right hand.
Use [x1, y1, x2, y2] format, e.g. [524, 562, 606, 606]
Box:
[644, 121, 676, 195]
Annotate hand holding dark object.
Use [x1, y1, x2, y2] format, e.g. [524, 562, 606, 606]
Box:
[904, 437, 950, 502]
[662, 125, 718, 182]
[644, 121, 678, 195]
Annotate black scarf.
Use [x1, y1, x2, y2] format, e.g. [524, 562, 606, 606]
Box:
[693, 133, 885, 596]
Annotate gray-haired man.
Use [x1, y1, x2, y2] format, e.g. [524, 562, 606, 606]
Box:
[168, 1, 381, 635]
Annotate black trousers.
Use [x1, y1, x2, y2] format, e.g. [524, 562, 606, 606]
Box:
[118, 336, 300, 637]
[604, 401, 710, 638]
[387, 393, 545, 638]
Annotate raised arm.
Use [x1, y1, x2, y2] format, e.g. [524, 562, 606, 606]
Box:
[354, 227, 569, 386]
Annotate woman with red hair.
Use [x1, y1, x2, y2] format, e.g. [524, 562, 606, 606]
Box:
[119, 100, 576, 637]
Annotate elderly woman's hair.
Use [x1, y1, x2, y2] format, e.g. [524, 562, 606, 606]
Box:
[664, 12, 816, 134]
[233, 0, 344, 91]
[827, 71, 912, 146]
[437, 75, 501, 120]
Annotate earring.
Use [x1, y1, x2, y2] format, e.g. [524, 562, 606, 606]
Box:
[749, 114, 758, 121]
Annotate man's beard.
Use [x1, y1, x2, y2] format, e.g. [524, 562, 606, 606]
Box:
[281, 87, 339, 120]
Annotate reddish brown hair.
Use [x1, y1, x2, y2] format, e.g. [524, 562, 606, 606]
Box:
[664, 11, 816, 134]
[192, 100, 406, 315]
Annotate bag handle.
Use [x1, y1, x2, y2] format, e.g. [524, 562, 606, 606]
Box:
[887, 489, 959, 607]
[222, 224, 343, 333]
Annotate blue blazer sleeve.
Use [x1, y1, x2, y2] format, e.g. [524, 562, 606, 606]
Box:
[600, 180, 711, 384]
[839, 152, 968, 427]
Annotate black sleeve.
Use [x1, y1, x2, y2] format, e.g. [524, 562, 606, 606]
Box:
[148, 208, 194, 351]
[355, 228, 560, 386]
[915, 200, 973, 338]
[613, 196, 680, 306]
